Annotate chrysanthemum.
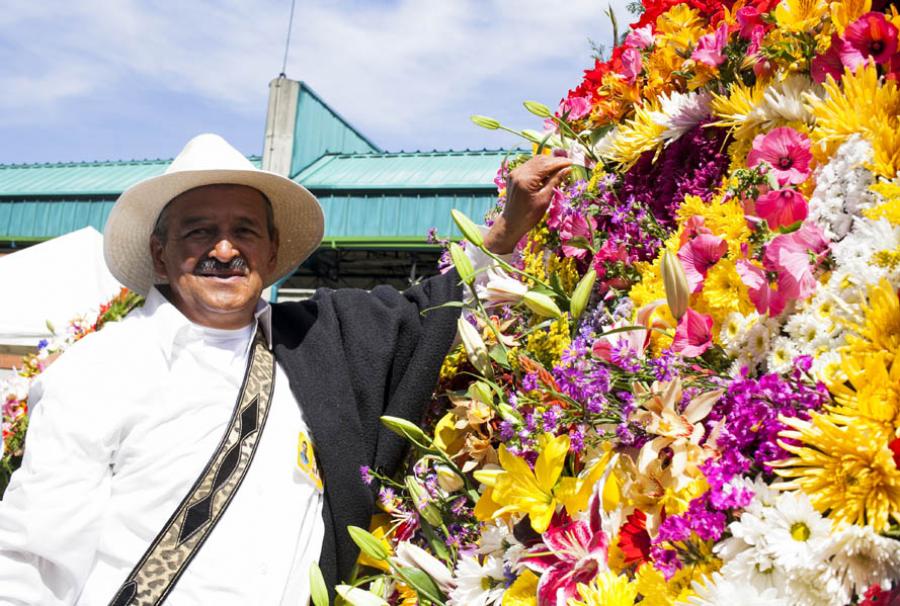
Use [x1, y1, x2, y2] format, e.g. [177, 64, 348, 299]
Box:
[676, 195, 751, 258]
[702, 259, 753, 319]
[827, 349, 900, 431]
[766, 336, 800, 374]
[683, 571, 789, 606]
[606, 101, 666, 166]
[842, 279, 900, 365]
[824, 523, 900, 599]
[776, 412, 900, 532]
[569, 571, 638, 606]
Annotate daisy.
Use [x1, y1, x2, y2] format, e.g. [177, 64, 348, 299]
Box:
[448, 554, 506, 606]
[766, 336, 800, 375]
[765, 491, 832, 571]
[682, 571, 789, 605]
[825, 524, 900, 599]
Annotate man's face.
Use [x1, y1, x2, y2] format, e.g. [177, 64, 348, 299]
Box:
[150, 184, 279, 329]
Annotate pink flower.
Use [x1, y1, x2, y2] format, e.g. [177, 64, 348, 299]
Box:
[811, 35, 847, 83]
[621, 47, 643, 84]
[736, 6, 765, 39]
[557, 95, 593, 121]
[626, 24, 654, 49]
[560, 213, 596, 259]
[747, 127, 813, 186]
[524, 491, 609, 606]
[672, 308, 714, 357]
[736, 260, 787, 316]
[764, 223, 829, 301]
[692, 22, 729, 67]
[679, 216, 712, 247]
[546, 189, 566, 230]
[841, 12, 899, 68]
[592, 301, 661, 363]
[754, 188, 808, 230]
[678, 234, 727, 293]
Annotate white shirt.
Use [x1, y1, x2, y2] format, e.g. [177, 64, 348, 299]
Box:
[0, 289, 324, 605]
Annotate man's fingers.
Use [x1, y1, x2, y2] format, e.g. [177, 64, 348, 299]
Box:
[539, 166, 571, 195]
[531, 156, 573, 176]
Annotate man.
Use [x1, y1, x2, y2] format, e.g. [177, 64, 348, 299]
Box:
[0, 134, 570, 605]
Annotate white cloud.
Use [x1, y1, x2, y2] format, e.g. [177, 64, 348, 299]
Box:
[0, 0, 632, 154]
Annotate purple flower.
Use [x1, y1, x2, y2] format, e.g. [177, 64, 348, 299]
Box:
[359, 466, 374, 485]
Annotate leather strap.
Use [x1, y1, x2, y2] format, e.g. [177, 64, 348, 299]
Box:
[110, 326, 275, 606]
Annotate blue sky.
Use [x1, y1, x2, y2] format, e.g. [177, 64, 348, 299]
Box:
[0, 1, 629, 164]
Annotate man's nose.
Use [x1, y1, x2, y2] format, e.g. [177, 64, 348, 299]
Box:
[210, 239, 240, 261]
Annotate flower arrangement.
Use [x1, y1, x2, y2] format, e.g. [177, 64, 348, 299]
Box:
[0, 288, 143, 494]
[336, 1, 900, 605]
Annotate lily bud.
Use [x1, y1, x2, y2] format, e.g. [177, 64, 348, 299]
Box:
[381, 416, 431, 446]
[471, 115, 501, 130]
[335, 585, 390, 606]
[405, 476, 444, 527]
[497, 403, 522, 423]
[523, 100, 553, 118]
[468, 381, 493, 405]
[521, 129, 545, 144]
[393, 541, 455, 592]
[523, 291, 563, 318]
[458, 317, 493, 378]
[451, 209, 484, 247]
[449, 242, 475, 285]
[308, 563, 330, 606]
[570, 268, 597, 320]
[436, 466, 464, 492]
[661, 250, 690, 321]
[347, 525, 390, 561]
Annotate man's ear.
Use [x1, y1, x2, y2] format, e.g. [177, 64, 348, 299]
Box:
[150, 234, 168, 280]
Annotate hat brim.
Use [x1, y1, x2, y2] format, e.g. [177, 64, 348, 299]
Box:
[103, 168, 324, 296]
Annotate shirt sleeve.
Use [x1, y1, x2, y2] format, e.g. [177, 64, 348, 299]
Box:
[463, 225, 514, 303]
[0, 360, 114, 605]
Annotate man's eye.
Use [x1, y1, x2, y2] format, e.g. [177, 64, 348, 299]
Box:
[186, 228, 211, 238]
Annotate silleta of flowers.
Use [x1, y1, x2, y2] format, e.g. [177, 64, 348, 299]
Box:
[0, 288, 142, 493]
[340, 1, 900, 605]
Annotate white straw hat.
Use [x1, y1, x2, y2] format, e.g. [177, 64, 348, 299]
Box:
[103, 133, 324, 295]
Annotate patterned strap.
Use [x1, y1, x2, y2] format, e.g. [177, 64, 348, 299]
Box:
[110, 326, 275, 606]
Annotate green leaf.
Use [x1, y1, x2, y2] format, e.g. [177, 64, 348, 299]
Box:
[419, 519, 452, 561]
[309, 562, 330, 606]
[488, 344, 509, 367]
[397, 566, 445, 605]
[347, 526, 389, 561]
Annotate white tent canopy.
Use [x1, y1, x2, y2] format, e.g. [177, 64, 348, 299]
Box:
[0, 227, 123, 347]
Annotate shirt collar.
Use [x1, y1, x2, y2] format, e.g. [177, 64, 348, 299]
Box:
[144, 288, 273, 362]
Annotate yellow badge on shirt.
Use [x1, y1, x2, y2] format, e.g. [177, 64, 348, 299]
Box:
[297, 431, 323, 492]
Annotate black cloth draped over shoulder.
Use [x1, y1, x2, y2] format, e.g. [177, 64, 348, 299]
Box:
[269, 269, 462, 598]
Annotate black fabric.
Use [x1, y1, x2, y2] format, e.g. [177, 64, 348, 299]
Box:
[270, 269, 462, 599]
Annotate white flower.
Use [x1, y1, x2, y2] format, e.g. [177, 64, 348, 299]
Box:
[766, 491, 831, 572]
[752, 75, 819, 126]
[824, 524, 900, 598]
[651, 90, 711, 143]
[810, 350, 843, 383]
[335, 585, 389, 606]
[766, 336, 799, 375]
[393, 541, 454, 592]
[744, 319, 774, 366]
[679, 571, 789, 605]
[448, 554, 506, 606]
[832, 217, 900, 289]
[477, 267, 528, 307]
[720, 311, 755, 355]
[781, 564, 847, 606]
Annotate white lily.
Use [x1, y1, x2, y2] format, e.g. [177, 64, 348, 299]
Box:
[393, 541, 455, 592]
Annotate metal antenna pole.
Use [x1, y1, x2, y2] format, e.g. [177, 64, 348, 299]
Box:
[280, 0, 297, 77]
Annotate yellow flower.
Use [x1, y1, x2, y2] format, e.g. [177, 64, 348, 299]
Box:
[356, 515, 394, 573]
[776, 412, 900, 532]
[502, 570, 538, 606]
[655, 4, 706, 55]
[676, 195, 750, 258]
[634, 564, 672, 606]
[830, 0, 872, 34]
[775, 0, 829, 32]
[865, 180, 900, 225]
[607, 101, 667, 167]
[807, 65, 900, 176]
[524, 315, 571, 369]
[569, 571, 638, 606]
[557, 444, 621, 516]
[827, 350, 900, 430]
[842, 279, 900, 365]
[491, 433, 570, 533]
[702, 259, 753, 322]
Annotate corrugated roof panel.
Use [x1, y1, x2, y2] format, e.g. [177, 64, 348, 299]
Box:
[297, 150, 521, 190]
[290, 84, 380, 176]
[0, 199, 114, 239]
[0, 157, 262, 197]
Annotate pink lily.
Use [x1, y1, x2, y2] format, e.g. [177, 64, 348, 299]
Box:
[560, 213, 596, 260]
[523, 490, 609, 606]
[764, 223, 829, 301]
[671, 308, 714, 357]
[692, 22, 729, 67]
[678, 234, 727, 293]
[736, 260, 787, 316]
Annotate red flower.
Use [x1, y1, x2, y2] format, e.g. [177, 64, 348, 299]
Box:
[618, 509, 652, 565]
[842, 12, 899, 67]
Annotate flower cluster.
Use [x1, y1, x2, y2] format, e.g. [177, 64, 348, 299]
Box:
[342, 2, 900, 605]
[0, 288, 142, 494]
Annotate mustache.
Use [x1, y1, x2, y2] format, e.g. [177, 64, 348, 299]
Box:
[194, 256, 249, 275]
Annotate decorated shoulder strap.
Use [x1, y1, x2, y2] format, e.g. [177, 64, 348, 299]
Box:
[110, 325, 275, 606]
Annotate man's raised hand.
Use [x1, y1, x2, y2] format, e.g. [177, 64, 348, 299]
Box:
[483, 155, 572, 255]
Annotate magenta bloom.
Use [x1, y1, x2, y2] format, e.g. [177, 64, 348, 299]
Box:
[747, 127, 812, 186]
[524, 492, 609, 606]
[764, 223, 829, 301]
[754, 188, 808, 230]
[841, 12, 899, 68]
[621, 47, 643, 84]
[811, 35, 846, 83]
[736, 260, 787, 316]
[736, 6, 765, 39]
[625, 24, 654, 50]
[672, 308, 714, 357]
[558, 95, 593, 121]
[692, 22, 729, 67]
[678, 234, 727, 293]
[560, 213, 596, 259]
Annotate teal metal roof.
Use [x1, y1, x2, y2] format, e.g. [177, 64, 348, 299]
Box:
[0, 157, 262, 197]
[295, 149, 521, 191]
[0, 198, 113, 241]
[290, 83, 380, 176]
